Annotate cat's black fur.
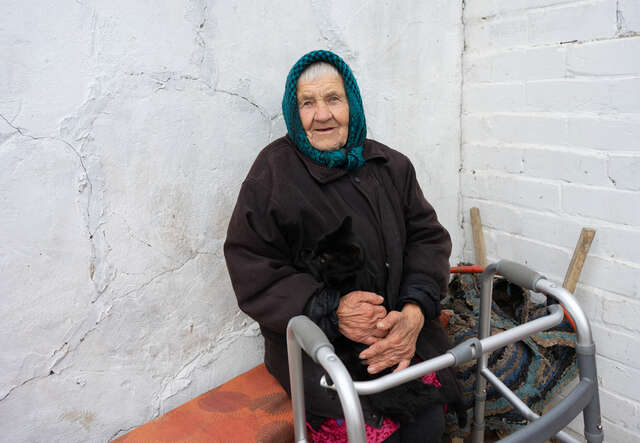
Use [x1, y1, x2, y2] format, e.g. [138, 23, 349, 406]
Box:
[297, 216, 463, 425]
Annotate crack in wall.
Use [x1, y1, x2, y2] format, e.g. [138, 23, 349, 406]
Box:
[48, 316, 105, 376]
[0, 113, 95, 243]
[116, 250, 202, 301]
[187, 0, 216, 87]
[616, 0, 624, 34]
[213, 88, 271, 120]
[140, 72, 278, 125]
[0, 112, 25, 136]
[107, 424, 137, 442]
[310, 0, 357, 60]
[0, 373, 49, 403]
[155, 316, 260, 413]
[123, 218, 153, 248]
[1, 8, 269, 438]
[2, 87, 118, 381]
[3, 78, 116, 310]
[194, 2, 208, 66]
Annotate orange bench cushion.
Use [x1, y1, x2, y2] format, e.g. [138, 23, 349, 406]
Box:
[113, 312, 451, 442]
[113, 364, 294, 442]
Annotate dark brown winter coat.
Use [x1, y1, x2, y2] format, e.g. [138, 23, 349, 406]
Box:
[224, 135, 463, 425]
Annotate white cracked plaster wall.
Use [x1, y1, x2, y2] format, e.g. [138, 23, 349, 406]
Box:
[0, 1, 463, 441]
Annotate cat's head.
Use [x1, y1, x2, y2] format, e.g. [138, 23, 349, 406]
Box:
[297, 216, 366, 290]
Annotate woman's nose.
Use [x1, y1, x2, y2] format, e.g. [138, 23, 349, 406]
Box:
[314, 102, 332, 121]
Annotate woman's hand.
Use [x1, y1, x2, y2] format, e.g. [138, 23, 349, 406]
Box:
[358, 303, 424, 374]
[337, 291, 388, 345]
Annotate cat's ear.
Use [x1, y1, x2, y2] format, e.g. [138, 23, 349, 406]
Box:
[316, 216, 353, 250]
[340, 216, 353, 233]
[329, 216, 353, 241]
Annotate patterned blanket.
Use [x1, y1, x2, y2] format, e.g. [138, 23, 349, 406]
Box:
[443, 273, 577, 435]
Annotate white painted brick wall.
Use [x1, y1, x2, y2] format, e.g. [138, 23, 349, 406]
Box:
[462, 0, 640, 440]
[619, 0, 640, 33]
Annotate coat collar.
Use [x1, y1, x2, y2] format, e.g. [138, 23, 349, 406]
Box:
[286, 135, 388, 184]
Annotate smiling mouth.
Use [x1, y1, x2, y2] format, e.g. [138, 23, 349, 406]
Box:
[314, 127, 335, 133]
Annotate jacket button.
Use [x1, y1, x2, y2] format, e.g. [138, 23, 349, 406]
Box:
[354, 176, 361, 183]
[385, 261, 390, 268]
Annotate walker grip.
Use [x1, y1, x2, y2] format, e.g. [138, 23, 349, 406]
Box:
[495, 260, 545, 291]
[288, 316, 334, 364]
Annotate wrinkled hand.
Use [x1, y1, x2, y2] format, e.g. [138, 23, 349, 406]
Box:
[337, 291, 388, 345]
[359, 304, 424, 374]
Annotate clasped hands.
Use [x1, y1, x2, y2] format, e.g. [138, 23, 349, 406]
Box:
[336, 290, 424, 375]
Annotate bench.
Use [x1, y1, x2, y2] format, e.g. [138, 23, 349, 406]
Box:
[113, 311, 453, 442]
[113, 364, 294, 442]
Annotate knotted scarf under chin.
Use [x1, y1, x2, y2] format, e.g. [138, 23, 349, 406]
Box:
[282, 50, 366, 171]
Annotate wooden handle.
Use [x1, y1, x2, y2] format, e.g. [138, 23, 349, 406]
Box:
[563, 228, 596, 293]
[470, 207, 487, 267]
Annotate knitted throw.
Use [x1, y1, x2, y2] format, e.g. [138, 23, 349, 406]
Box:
[282, 50, 366, 171]
[443, 274, 577, 436]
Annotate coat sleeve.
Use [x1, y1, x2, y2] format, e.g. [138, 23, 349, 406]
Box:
[224, 178, 324, 334]
[396, 159, 452, 319]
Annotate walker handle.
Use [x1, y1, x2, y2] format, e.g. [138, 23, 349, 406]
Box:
[495, 260, 546, 291]
[288, 316, 334, 363]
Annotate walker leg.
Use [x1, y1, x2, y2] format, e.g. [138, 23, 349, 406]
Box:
[473, 265, 497, 443]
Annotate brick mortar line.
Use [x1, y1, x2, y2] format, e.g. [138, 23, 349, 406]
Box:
[575, 283, 640, 304]
[596, 353, 640, 373]
[462, 242, 640, 290]
[598, 417, 640, 437]
[464, 110, 640, 118]
[463, 168, 593, 187]
[465, 224, 640, 271]
[462, 196, 640, 233]
[555, 388, 640, 410]
[463, 142, 615, 158]
[464, 0, 607, 24]
[464, 34, 640, 60]
[461, 193, 639, 229]
[463, 145, 640, 160]
[464, 33, 640, 57]
[465, 76, 640, 86]
[591, 321, 640, 339]
[462, 168, 630, 190]
[464, 166, 622, 190]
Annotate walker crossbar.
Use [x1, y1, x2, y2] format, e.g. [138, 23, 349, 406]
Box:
[286, 259, 604, 443]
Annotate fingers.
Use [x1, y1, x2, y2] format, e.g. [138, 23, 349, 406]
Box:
[359, 341, 383, 360]
[392, 359, 410, 373]
[372, 305, 387, 319]
[347, 290, 384, 305]
[366, 355, 404, 374]
[364, 352, 412, 374]
[358, 336, 402, 360]
[360, 335, 381, 345]
[376, 310, 403, 331]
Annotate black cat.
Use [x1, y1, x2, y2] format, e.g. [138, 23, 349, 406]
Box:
[296, 216, 461, 425]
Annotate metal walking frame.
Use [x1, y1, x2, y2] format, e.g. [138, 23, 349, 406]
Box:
[286, 260, 604, 443]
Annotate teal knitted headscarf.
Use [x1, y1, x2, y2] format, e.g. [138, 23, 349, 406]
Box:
[282, 50, 366, 171]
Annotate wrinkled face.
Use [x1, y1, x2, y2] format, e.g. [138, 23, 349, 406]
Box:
[296, 74, 350, 151]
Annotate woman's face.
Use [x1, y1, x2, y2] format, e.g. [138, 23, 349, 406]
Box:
[296, 74, 350, 151]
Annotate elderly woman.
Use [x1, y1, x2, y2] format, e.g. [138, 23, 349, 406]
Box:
[224, 50, 462, 443]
